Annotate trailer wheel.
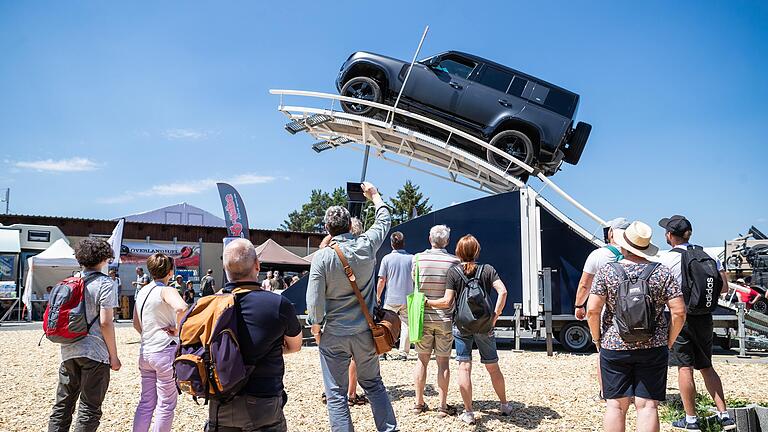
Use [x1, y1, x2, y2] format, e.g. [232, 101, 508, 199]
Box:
[753, 298, 768, 314]
[558, 322, 593, 353]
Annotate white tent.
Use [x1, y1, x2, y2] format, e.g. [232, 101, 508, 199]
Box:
[21, 239, 80, 310]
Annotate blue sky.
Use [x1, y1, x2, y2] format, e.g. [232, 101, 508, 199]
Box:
[0, 1, 766, 246]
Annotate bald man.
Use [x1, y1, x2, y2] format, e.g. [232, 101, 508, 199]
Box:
[205, 239, 302, 432]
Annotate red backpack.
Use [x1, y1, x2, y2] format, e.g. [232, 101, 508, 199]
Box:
[43, 273, 102, 344]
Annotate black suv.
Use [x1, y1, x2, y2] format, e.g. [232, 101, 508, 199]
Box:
[336, 51, 591, 176]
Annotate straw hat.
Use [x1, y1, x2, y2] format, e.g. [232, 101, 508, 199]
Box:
[612, 221, 659, 259]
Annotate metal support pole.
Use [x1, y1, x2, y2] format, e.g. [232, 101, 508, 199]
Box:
[360, 145, 370, 182]
[388, 25, 429, 126]
[737, 302, 751, 358]
[513, 303, 522, 352]
[3, 188, 8, 214]
[542, 268, 554, 357]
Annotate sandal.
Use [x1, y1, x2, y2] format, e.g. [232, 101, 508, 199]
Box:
[412, 403, 429, 414]
[437, 405, 457, 417]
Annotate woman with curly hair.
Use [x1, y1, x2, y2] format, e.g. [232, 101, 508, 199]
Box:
[48, 237, 122, 431]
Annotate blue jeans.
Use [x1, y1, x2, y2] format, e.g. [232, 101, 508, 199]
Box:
[453, 328, 499, 364]
[319, 331, 398, 432]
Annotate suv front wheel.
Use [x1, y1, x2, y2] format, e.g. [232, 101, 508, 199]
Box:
[486, 130, 534, 176]
[340, 76, 382, 117]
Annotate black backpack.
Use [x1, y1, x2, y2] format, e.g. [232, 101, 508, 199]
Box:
[671, 245, 724, 315]
[610, 262, 659, 343]
[453, 264, 494, 335]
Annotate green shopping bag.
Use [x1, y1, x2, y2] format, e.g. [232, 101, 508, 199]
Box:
[407, 254, 425, 343]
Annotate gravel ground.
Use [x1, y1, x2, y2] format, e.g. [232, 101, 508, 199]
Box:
[1, 327, 766, 431]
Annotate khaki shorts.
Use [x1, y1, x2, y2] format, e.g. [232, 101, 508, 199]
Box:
[415, 320, 453, 357]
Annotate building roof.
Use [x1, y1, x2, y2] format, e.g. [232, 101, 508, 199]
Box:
[121, 202, 225, 227]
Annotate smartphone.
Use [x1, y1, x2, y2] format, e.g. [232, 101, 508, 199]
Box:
[346, 182, 366, 203]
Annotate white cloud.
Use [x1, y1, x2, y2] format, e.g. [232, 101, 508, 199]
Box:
[14, 157, 101, 172]
[101, 173, 277, 203]
[162, 129, 209, 140]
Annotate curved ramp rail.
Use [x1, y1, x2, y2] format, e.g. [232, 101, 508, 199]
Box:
[269, 89, 606, 228]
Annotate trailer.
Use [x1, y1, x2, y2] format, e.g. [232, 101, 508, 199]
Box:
[272, 89, 737, 352]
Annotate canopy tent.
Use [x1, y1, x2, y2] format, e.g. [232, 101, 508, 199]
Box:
[21, 239, 80, 310]
[303, 249, 319, 262]
[256, 239, 310, 270]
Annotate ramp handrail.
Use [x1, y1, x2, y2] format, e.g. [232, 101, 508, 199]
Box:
[270, 89, 606, 227]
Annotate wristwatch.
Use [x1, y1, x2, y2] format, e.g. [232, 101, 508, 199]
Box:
[574, 301, 587, 309]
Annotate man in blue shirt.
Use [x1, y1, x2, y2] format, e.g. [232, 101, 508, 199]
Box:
[205, 238, 303, 432]
[307, 182, 398, 432]
[376, 232, 413, 360]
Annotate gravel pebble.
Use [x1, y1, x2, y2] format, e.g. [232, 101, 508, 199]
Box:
[0, 327, 765, 431]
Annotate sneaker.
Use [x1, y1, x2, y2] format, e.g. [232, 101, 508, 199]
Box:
[671, 418, 701, 431]
[717, 416, 736, 431]
[459, 411, 476, 425]
[500, 403, 513, 416]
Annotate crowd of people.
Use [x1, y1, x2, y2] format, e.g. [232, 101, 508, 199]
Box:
[43, 181, 746, 432]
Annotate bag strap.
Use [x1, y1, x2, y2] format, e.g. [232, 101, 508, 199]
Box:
[330, 243, 377, 332]
[139, 282, 160, 327]
[413, 254, 420, 296]
[638, 262, 660, 281]
[604, 244, 624, 261]
[608, 262, 628, 281]
[454, 265, 470, 284]
[81, 272, 105, 331]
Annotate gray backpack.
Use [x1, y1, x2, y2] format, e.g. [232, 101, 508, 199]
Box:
[610, 262, 659, 343]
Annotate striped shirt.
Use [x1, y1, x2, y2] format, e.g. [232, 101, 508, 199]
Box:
[413, 248, 460, 323]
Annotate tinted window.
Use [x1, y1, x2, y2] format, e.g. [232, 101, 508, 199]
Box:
[530, 84, 550, 105]
[508, 76, 527, 97]
[434, 56, 476, 79]
[477, 66, 514, 92]
[543, 90, 577, 117]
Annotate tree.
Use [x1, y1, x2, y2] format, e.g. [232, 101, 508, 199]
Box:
[281, 187, 347, 232]
[388, 180, 432, 226]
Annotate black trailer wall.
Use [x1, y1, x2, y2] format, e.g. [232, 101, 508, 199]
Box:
[282, 191, 596, 317]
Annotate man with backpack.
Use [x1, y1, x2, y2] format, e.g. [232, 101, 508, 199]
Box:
[658, 215, 736, 431]
[574, 217, 630, 399]
[306, 182, 398, 432]
[199, 268, 215, 296]
[587, 221, 687, 432]
[47, 237, 122, 432]
[203, 238, 303, 431]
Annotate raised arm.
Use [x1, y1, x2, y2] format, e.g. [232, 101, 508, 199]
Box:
[358, 182, 391, 252]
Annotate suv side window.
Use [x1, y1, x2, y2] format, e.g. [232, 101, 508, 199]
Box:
[507, 76, 528, 98]
[433, 55, 477, 79]
[476, 66, 514, 92]
[529, 84, 550, 105]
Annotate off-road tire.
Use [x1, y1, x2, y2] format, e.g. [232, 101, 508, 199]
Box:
[340, 76, 382, 117]
[486, 129, 534, 176]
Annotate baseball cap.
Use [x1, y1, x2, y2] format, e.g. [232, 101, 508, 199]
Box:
[658, 215, 692, 235]
[606, 217, 631, 231]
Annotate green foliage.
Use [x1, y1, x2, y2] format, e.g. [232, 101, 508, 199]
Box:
[281, 188, 347, 233]
[388, 180, 432, 226]
[659, 393, 756, 432]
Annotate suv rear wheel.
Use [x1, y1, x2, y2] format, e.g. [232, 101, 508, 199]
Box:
[486, 130, 534, 176]
[340, 76, 382, 117]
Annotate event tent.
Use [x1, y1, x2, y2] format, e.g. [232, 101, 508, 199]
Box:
[256, 239, 310, 270]
[21, 239, 80, 309]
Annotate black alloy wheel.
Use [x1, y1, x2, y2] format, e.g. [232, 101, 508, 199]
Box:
[340, 76, 382, 117]
[487, 130, 534, 176]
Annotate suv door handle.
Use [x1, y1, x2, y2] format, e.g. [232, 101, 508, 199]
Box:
[498, 99, 511, 107]
[449, 81, 462, 89]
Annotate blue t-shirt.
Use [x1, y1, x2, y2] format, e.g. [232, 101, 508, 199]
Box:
[378, 249, 414, 305]
[228, 282, 302, 397]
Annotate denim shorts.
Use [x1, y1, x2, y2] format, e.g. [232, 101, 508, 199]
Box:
[453, 328, 498, 364]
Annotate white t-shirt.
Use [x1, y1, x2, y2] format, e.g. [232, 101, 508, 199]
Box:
[583, 246, 622, 275]
[657, 243, 723, 287]
[135, 281, 179, 354]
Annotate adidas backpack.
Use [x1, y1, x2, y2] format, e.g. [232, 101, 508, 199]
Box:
[611, 262, 659, 343]
[43, 272, 103, 344]
[173, 286, 254, 402]
[453, 264, 494, 335]
[672, 245, 724, 315]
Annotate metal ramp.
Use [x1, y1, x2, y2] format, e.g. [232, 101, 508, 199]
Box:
[270, 89, 606, 227]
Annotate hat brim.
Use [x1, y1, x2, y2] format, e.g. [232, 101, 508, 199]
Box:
[658, 218, 671, 230]
[612, 229, 660, 259]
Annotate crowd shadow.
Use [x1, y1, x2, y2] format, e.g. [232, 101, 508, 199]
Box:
[473, 400, 561, 430]
[386, 384, 438, 402]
